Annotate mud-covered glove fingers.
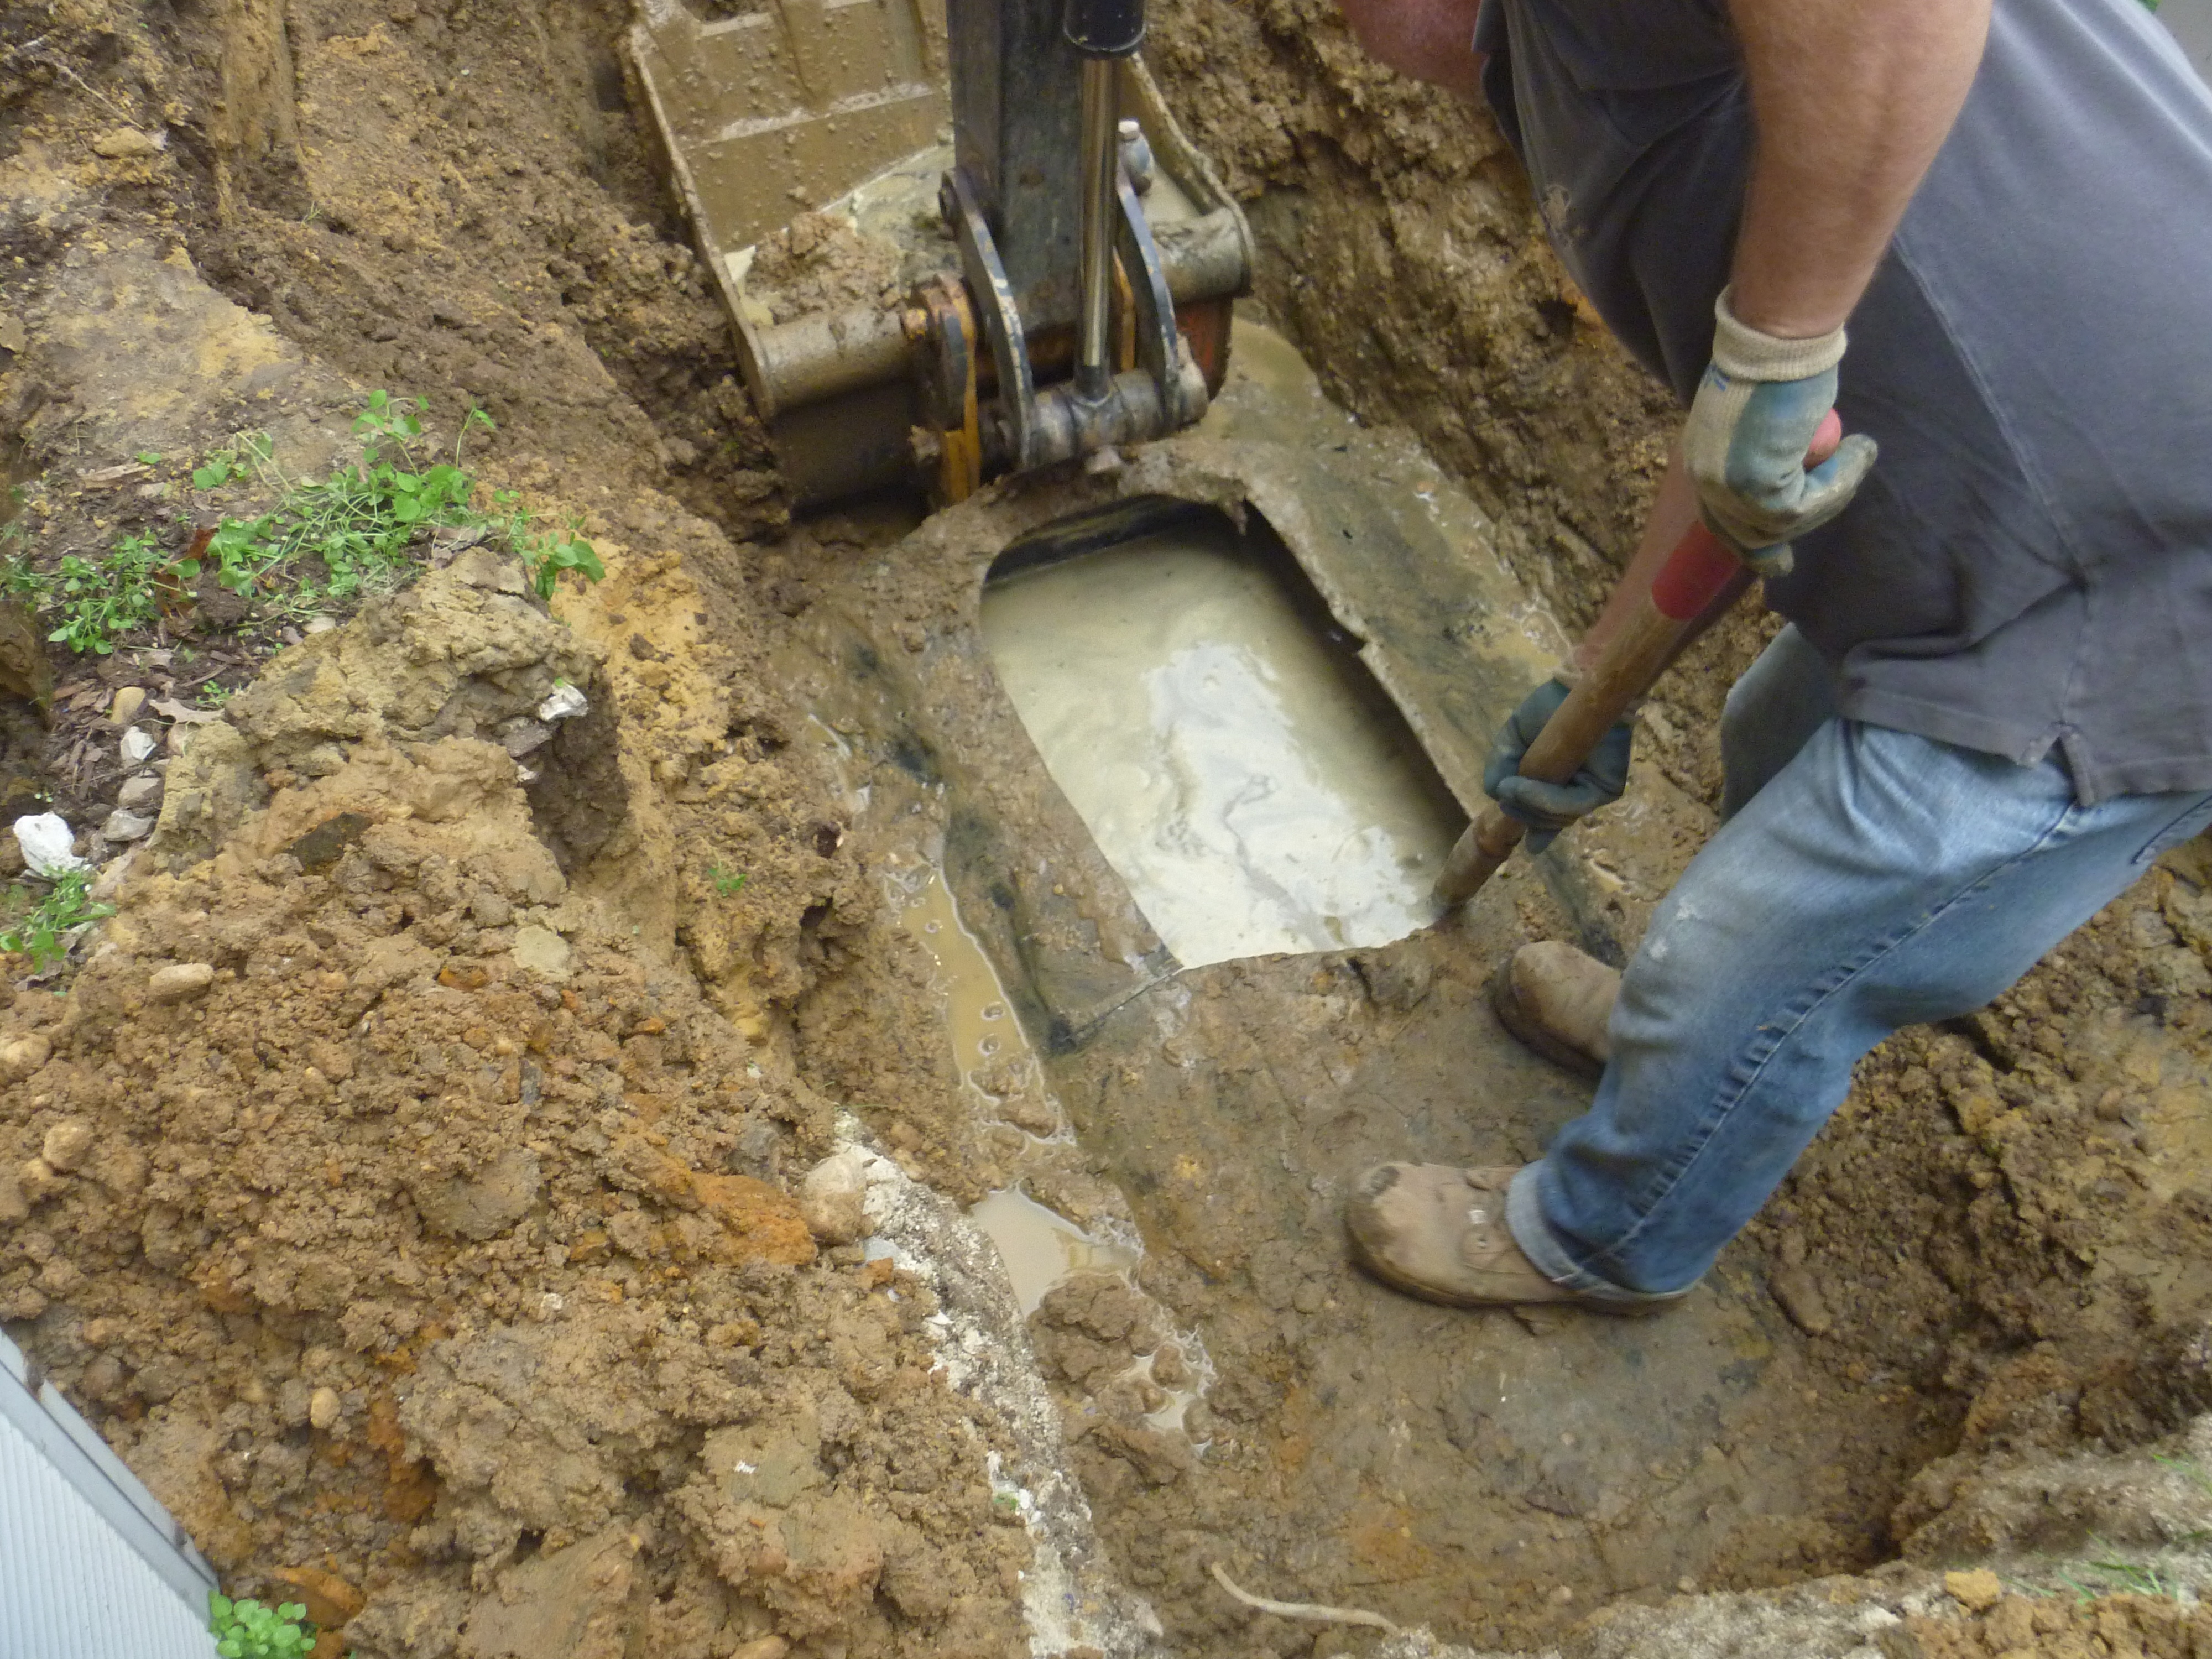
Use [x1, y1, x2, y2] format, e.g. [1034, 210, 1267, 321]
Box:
[1683, 286, 1879, 576]
[1481, 678, 1635, 855]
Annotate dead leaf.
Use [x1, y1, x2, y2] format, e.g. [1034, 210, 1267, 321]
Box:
[80, 463, 152, 487]
[149, 697, 221, 724]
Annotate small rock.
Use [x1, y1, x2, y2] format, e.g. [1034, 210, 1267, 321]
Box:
[0, 1167, 25, 1224]
[17, 1157, 61, 1204]
[90, 846, 140, 905]
[303, 615, 337, 634]
[102, 808, 155, 842]
[411, 1148, 541, 1240]
[109, 686, 147, 725]
[1770, 1263, 1834, 1337]
[497, 717, 556, 758]
[307, 1386, 342, 1431]
[117, 773, 163, 811]
[147, 962, 216, 1002]
[1945, 1568, 2002, 1613]
[510, 924, 571, 980]
[90, 127, 164, 159]
[0, 1033, 51, 1081]
[799, 1147, 870, 1244]
[40, 1119, 93, 1172]
[79, 1354, 125, 1400]
[14, 813, 87, 876]
[449, 546, 528, 594]
[119, 727, 156, 765]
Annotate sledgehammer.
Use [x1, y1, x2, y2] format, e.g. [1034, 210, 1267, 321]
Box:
[1432, 414, 1844, 907]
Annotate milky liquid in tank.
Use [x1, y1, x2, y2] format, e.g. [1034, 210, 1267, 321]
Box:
[981, 519, 1464, 968]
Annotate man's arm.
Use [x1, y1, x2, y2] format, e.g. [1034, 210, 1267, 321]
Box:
[1335, 0, 1485, 95]
[1726, 0, 1991, 338]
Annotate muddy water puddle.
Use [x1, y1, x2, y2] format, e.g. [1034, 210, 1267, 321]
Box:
[981, 516, 1463, 967]
[966, 1187, 1139, 1315]
[889, 862, 1155, 1309]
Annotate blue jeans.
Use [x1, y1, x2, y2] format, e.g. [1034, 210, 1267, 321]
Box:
[1507, 627, 2212, 1304]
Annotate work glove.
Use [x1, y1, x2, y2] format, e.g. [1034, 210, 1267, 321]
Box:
[1482, 676, 1633, 855]
[1683, 286, 1879, 577]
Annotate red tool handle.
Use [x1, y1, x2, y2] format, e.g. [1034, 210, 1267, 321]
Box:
[1433, 415, 1841, 907]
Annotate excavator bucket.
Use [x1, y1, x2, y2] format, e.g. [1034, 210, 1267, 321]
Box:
[629, 0, 949, 306]
[630, 0, 1250, 506]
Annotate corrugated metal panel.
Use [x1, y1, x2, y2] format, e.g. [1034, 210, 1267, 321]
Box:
[0, 1332, 217, 1659]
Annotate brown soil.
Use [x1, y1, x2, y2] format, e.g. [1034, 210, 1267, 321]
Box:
[2, 0, 2209, 1654]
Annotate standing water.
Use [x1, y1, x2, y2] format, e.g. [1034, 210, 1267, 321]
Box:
[980, 513, 1466, 967]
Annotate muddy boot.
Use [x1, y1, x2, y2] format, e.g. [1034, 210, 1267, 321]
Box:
[1345, 1164, 1674, 1314]
[1491, 941, 1620, 1078]
[1345, 1164, 1579, 1308]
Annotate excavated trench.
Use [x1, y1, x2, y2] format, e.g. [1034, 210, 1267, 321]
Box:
[771, 312, 1953, 1651]
[3, 0, 2212, 1653]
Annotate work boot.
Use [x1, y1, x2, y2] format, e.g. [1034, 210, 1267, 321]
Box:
[1345, 1164, 1578, 1308]
[1491, 941, 1619, 1077]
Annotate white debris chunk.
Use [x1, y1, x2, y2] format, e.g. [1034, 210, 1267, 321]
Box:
[14, 813, 88, 876]
[119, 727, 157, 765]
[538, 683, 588, 722]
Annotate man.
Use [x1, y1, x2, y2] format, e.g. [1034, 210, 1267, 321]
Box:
[1337, 0, 2212, 1310]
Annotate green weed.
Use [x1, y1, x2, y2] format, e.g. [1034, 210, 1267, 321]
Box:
[2043, 1537, 2188, 1605]
[708, 864, 748, 896]
[208, 1593, 316, 1659]
[186, 398, 489, 601]
[490, 488, 603, 600]
[0, 870, 115, 970]
[17, 394, 603, 657]
[43, 533, 168, 654]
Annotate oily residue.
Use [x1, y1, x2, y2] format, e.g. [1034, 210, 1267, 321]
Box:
[980, 518, 1463, 967]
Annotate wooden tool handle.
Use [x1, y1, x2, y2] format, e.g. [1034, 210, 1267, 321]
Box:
[1434, 522, 1741, 906]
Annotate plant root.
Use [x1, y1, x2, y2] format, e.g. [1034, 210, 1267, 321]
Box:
[1209, 1562, 1401, 1634]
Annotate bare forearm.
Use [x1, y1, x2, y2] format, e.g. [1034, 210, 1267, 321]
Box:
[1336, 0, 1485, 95]
[1727, 0, 1990, 337]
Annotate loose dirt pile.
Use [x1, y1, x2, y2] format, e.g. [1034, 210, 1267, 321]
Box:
[3, 0, 2211, 1653]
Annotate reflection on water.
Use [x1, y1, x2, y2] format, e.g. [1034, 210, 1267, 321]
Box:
[981, 518, 1464, 967]
[966, 1187, 1139, 1317]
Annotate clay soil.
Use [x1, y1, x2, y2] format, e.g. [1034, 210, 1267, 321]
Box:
[1, 0, 2210, 1655]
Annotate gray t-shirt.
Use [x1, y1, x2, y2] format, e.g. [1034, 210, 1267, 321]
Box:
[1475, 0, 2212, 804]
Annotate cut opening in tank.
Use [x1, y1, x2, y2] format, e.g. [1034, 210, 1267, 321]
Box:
[980, 500, 1468, 969]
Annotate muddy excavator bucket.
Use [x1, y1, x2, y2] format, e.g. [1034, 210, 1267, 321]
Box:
[630, 0, 1250, 507]
[629, 0, 950, 310]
